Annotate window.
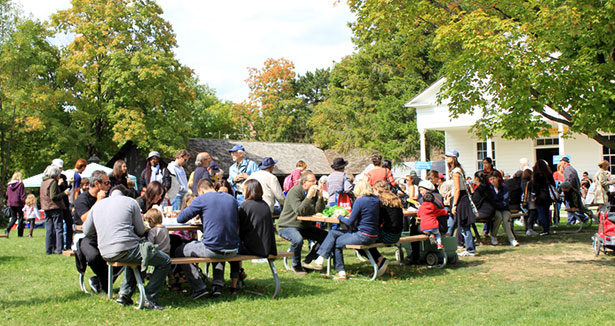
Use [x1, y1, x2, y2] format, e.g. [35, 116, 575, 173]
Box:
[536, 138, 559, 146]
[477, 141, 496, 171]
[603, 135, 615, 174]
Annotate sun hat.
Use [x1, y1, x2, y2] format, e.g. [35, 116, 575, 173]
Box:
[229, 144, 245, 153]
[147, 151, 160, 160]
[330, 158, 349, 170]
[209, 161, 220, 173]
[418, 180, 435, 191]
[51, 159, 64, 169]
[259, 157, 278, 170]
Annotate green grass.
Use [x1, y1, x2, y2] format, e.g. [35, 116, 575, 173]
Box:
[2, 222, 615, 326]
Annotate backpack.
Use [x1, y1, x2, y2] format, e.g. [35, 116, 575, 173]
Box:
[283, 174, 294, 193]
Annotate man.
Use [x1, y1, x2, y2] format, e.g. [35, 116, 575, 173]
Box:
[40, 164, 70, 254]
[247, 157, 285, 215]
[192, 152, 212, 195]
[561, 157, 580, 192]
[175, 179, 239, 299]
[278, 172, 328, 274]
[560, 181, 595, 224]
[227, 144, 259, 204]
[83, 185, 171, 310]
[73, 170, 112, 294]
[51, 159, 73, 251]
[139, 151, 171, 191]
[167, 149, 190, 210]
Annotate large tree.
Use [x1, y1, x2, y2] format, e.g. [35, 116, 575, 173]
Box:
[52, 0, 194, 160]
[349, 0, 615, 149]
[0, 2, 64, 195]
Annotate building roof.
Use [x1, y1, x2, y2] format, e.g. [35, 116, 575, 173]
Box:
[187, 139, 332, 176]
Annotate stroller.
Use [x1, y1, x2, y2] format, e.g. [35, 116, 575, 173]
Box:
[592, 204, 615, 256]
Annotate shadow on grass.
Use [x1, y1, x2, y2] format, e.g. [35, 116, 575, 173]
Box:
[564, 257, 615, 267]
[0, 255, 26, 264]
[343, 259, 485, 281]
[0, 290, 86, 308]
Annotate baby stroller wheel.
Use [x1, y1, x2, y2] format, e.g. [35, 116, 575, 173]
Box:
[593, 235, 601, 256]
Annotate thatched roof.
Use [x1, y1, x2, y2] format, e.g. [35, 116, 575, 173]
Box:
[187, 139, 332, 176]
[323, 148, 374, 176]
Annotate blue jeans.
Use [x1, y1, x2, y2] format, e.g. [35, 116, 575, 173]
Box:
[107, 245, 171, 304]
[175, 241, 237, 288]
[235, 193, 245, 206]
[171, 195, 184, 211]
[459, 225, 475, 252]
[279, 227, 328, 268]
[44, 209, 63, 254]
[316, 230, 376, 272]
[536, 204, 551, 233]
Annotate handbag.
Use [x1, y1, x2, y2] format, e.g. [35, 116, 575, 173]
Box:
[457, 171, 479, 219]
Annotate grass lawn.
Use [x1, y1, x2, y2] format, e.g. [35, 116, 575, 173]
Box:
[2, 221, 615, 326]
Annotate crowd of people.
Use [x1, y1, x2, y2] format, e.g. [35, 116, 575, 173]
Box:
[3, 145, 612, 310]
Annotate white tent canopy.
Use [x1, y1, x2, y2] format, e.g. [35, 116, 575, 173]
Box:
[23, 162, 137, 188]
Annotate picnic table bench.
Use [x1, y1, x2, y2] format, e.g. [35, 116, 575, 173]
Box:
[106, 252, 293, 308]
[473, 210, 528, 244]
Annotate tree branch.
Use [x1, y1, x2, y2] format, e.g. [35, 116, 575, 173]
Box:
[536, 108, 570, 126]
[427, 0, 456, 16]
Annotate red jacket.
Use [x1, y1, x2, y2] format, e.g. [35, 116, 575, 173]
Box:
[418, 202, 447, 231]
[366, 167, 397, 187]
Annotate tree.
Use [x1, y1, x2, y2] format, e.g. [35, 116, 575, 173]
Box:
[243, 58, 309, 142]
[0, 3, 64, 196]
[349, 0, 615, 149]
[187, 79, 239, 139]
[293, 68, 330, 106]
[52, 0, 194, 160]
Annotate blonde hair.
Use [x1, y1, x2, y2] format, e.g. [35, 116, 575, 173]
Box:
[373, 180, 403, 208]
[556, 162, 565, 172]
[144, 208, 163, 227]
[182, 194, 197, 210]
[598, 160, 609, 170]
[25, 194, 37, 207]
[10, 172, 22, 182]
[353, 179, 373, 197]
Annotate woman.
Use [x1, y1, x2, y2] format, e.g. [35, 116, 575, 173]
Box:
[309, 179, 380, 280]
[522, 168, 539, 235]
[136, 181, 166, 214]
[40, 165, 70, 254]
[446, 149, 477, 256]
[214, 179, 234, 197]
[593, 160, 612, 212]
[108, 159, 128, 191]
[581, 172, 592, 198]
[472, 171, 496, 243]
[489, 171, 519, 246]
[354, 180, 404, 278]
[229, 179, 277, 294]
[5, 172, 27, 237]
[552, 162, 565, 226]
[532, 159, 555, 235]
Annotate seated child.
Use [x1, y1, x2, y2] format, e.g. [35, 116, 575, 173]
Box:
[418, 192, 448, 250]
[144, 208, 171, 256]
[22, 194, 40, 238]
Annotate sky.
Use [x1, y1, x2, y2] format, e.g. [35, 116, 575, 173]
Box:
[16, 0, 356, 103]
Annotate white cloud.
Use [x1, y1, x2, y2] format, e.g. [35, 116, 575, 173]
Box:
[17, 0, 356, 102]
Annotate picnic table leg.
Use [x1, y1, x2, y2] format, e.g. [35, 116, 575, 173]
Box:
[364, 250, 378, 281]
[268, 259, 281, 298]
[107, 265, 113, 300]
[132, 266, 146, 309]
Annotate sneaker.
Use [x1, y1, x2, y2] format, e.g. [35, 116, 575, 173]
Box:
[511, 240, 519, 247]
[376, 258, 389, 278]
[437, 243, 444, 250]
[143, 300, 165, 310]
[490, 236, 498, 246]
[429, 234, 437, 245]
[515, 220, 525, 227]
[552, 224, 558, 229]
[211, 285, 222, 298]
[189, 287, 209, 300]
[458, 250, 476, 257]
[291, 266, 307, 275]
[88, 276, 101, 294]
[116, 295, 134, 306]
[302, 261, 323, 271]
[333, 272, 347, 281]
[539, 232, 549, 236]
[526, 229, 538, 236]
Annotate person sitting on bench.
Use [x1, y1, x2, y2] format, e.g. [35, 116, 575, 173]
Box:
[561, 181, 595, 224]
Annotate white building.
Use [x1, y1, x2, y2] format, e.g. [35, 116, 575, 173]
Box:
[406, 78, 614, 177]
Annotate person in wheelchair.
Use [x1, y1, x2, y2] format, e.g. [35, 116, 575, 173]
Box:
[561, 181, 595, 224]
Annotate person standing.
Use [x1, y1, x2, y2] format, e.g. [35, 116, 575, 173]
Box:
[227, 145, 259, 205]
[247, 157, 285, 215]
[593, 160, 612, 212]
[326, 158, 354, 207]
[83, 185, 170, 310]
[561, 157, 580, 192]
[192, 152, 212, 195]
[167, 149, 190, 211]
[446, 149, 477, 257]
[40, 165, 70, 254]
[532, 159, 556, 235]
[4, 172, 27, 237]
[140, 151, 170, 191]
[365, 154, 397, 187]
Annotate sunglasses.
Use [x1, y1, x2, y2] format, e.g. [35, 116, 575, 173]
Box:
[104, 181, 111, 185]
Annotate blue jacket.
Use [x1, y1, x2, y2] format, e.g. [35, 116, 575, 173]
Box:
[340, 195, 380, 237]
[177, 192, 239, 251]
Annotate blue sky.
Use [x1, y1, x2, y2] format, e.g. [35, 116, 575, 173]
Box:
[17, 0, 356, 103]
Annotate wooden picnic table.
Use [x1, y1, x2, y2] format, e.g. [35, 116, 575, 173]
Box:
[75, 224, 202, 232]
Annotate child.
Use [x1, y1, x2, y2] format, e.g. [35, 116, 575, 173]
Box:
[22, 194, 40, 238]
[144, 208, 171, 256]
[418, 192, 448, 250]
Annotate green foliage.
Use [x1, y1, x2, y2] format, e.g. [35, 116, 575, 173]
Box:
[292, 68, 330, 106]
[52, 0, 195, 159]
[187, 80, 238, 139]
